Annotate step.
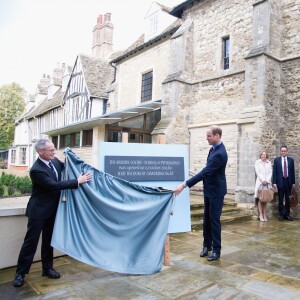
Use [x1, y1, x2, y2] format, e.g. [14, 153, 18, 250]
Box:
[191, 206, 240, 218]
[191, 213, 253, 231]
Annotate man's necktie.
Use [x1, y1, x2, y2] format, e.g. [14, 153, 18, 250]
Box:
[49, 161, 57, 180]
[207, 147, 214, 160]
[283, 158, 287, 178]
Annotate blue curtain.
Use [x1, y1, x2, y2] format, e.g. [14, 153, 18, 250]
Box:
[51, 148, 174, 274]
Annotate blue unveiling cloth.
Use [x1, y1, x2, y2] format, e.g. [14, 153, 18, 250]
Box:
[51, 148, 174, 274]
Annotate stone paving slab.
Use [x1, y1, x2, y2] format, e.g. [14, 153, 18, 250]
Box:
[1, 219, 300, 299]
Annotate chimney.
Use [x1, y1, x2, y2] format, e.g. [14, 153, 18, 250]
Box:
[92, 13, 114, 58]
[37, 74, 50, 95]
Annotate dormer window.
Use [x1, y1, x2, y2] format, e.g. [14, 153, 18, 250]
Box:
[150, 14, 158, 34]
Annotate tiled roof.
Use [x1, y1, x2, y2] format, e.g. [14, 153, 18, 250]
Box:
[155, 2, 172, 13]
[110, 19, 182, 63]
[79, 54, 114, 98]
[169, 0, 195, 18]
[15, 105, 36, 123]
[26, 88, 63, 119]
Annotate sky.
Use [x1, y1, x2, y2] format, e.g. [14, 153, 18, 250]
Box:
[0, 0, 181, 95]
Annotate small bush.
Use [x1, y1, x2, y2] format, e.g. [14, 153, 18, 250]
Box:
[0, 173, 32, 197]
[1, 173, 17, 186]
[7, 185, 16, 196]
[0, 184, 5, 196]
[16, 177, 32, 194]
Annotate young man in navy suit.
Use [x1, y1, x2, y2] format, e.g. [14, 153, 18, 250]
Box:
[272, 146, 295, 221]
[174, 125, 228, 261]
[13, 139, 92, 287]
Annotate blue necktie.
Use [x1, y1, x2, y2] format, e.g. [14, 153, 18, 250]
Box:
[49, 161, 57, 180]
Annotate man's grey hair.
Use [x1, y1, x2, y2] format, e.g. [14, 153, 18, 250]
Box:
[35, 138, 52, 152]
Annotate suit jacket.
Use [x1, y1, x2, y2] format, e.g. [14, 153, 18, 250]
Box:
[186, 142, 228, 199]
[272, 156, 295, 189]
[26, 157, 79, 219]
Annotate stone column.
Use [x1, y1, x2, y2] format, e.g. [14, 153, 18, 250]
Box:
[236, 0, 281, 203]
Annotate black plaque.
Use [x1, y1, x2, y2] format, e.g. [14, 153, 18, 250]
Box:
[104, 156, 184, 181]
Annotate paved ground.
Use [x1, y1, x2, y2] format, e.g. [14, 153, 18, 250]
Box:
[0, 219, 300, 299]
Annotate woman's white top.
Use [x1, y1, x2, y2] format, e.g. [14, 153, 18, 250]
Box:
[254, 159, 272, 198]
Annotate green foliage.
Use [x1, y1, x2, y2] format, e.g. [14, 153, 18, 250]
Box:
[15, 176, 32, 194]
[7, 185, 16, 196]
[0, 83, 26, 150]
[0, 172, 32, 196]
[1, 173, 16, 186]
[0, 184, 4, 196]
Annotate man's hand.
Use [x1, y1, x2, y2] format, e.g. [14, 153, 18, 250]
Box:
[77, 172, 92, 184]
[173, 183, 186, 196]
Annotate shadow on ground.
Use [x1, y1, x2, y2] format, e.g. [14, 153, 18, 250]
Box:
[1, 219, 300, 299]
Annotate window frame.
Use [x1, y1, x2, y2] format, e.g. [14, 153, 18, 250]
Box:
[82, 129, 93, 147]
[141, 71, 153, 102]
[60, 132, 80, 148]
[223, 36, 230, 70]
[19, 147, 27, 165]
[11, 149, 16, 164]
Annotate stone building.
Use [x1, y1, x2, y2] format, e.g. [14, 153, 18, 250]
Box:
[160, 0, 299, 203]
[9, 1, 299, 212]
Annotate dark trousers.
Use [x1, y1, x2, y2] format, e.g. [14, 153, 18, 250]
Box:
[278, 178, 292, 217]
[16, 217, 55, 275]
[203, 196, 224, 254]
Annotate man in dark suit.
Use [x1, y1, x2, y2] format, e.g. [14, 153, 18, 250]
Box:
[272, 145, 295, 221]
[13, 139, 92, 287]
[174, 125, 228, 261]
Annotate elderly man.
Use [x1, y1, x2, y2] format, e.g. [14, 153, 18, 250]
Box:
[13, 139, 92, 287]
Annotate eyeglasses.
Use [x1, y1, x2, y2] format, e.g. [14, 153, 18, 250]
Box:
[42, 148, 56, 152]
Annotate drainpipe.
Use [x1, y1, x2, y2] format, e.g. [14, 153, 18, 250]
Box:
[109, 62, 117, 83]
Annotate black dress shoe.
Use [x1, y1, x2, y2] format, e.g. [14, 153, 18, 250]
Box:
[279, 216, 284, 221]
[207, 252, 220, 262]
[285, 215, 294, 221]
[13, 273, 25, 287]
[200, 247, 212, 257]
[42, 268, 61, 279]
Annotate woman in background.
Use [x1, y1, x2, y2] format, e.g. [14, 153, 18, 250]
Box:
[254, 151, 272, 221]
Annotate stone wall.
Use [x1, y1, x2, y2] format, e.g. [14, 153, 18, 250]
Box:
[111, 38, 171, 111]
[161, 0, 299, 207]
[281, 0, 300, 57]
[280, 58, 300, 185]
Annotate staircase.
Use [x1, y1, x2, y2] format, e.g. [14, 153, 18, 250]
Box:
[190, 191, 253, 231]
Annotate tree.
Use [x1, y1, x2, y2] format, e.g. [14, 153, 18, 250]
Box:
[0, 83, 26, 149]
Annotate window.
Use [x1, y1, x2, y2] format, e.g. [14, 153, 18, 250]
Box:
[60, 132, 80, 148]
[19, 148, 27, 165]
[150, 14, 158, 34]
[223, 36, 230, 70]
[72, 97, 80, 122]
[141, 71, 153, 102]
[52, 136, 58, 149]
[82, 130, 93, 146]
[107, 109, 161, 144]
[11, 149, 16, 164]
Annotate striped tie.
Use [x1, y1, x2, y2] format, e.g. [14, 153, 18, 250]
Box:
[49, 161, 57, 180]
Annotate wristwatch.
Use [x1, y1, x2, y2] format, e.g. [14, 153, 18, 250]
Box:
[183, 182, 187, 188]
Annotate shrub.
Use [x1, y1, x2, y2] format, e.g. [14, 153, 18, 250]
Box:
[16, 177, 32, 194]
[1, 173, 17, 186]
[0, 173, 32, 196]
[0, 184, 4, 196]
[7, 185, 16, 196]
